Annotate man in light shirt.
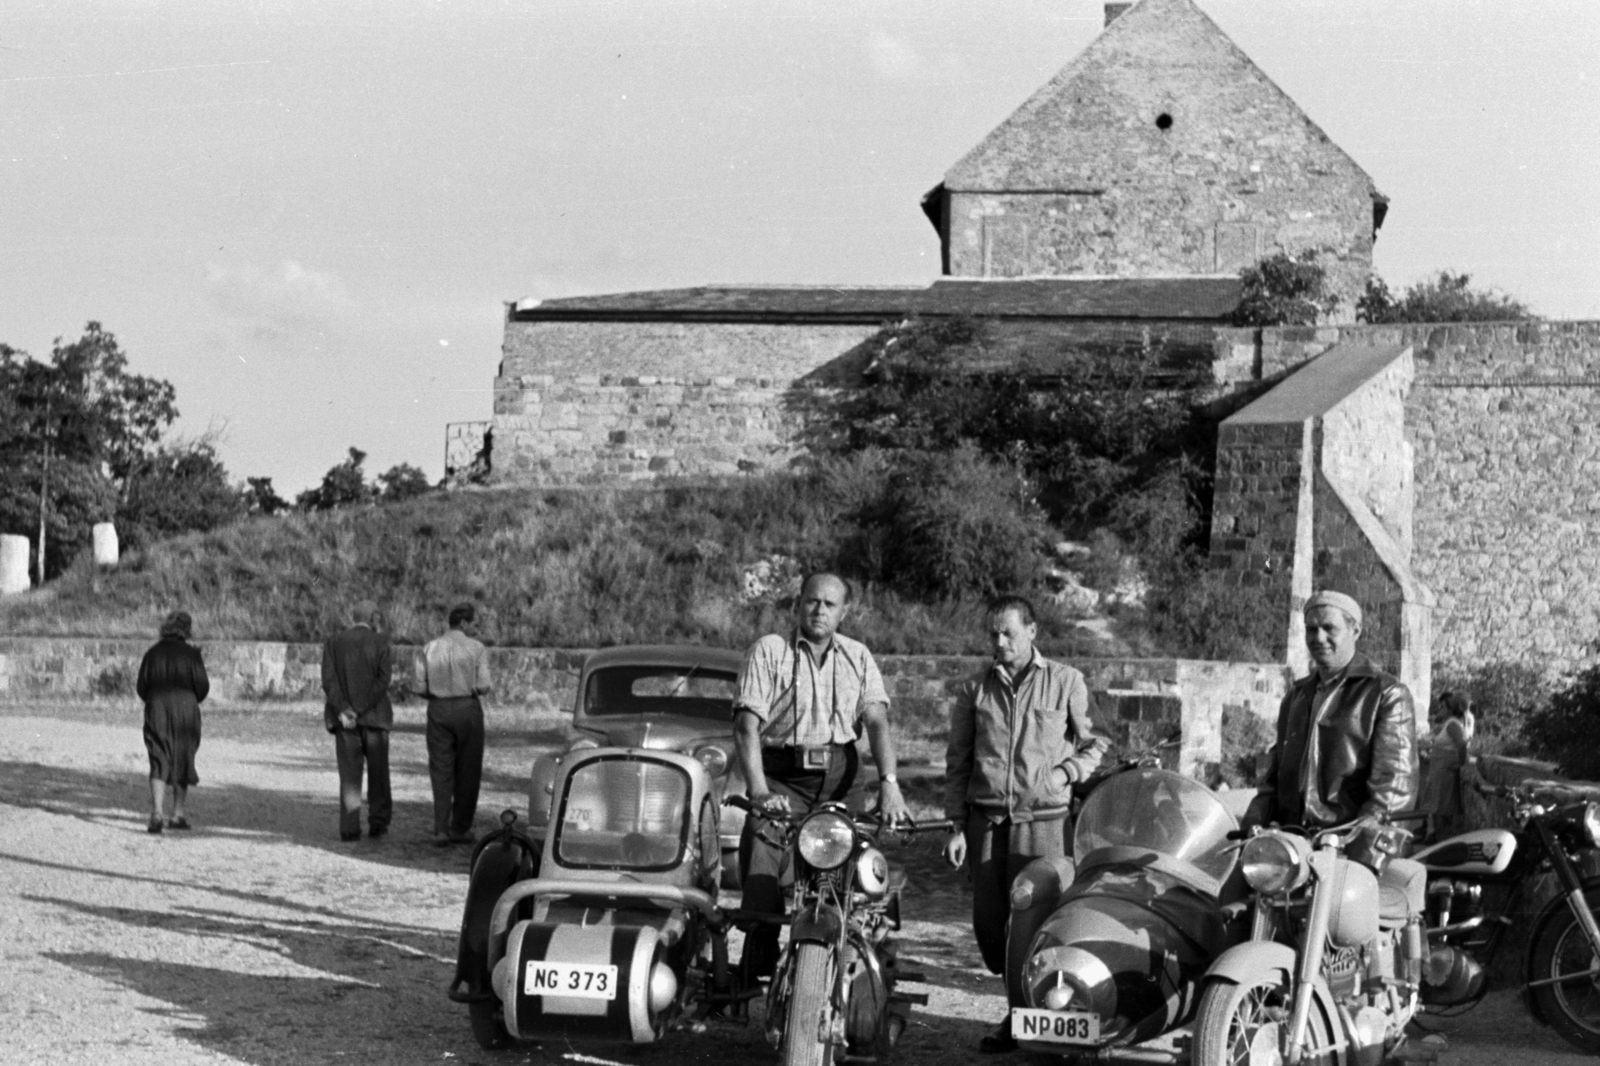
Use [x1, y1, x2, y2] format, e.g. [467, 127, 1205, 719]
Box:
[422, 602, 492, 846]
[732, 572, 909, 982]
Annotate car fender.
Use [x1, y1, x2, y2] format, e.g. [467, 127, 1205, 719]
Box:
[790, 904, 843, 945]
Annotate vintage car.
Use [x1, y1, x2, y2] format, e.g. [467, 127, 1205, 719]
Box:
[529, 645, 748, 886]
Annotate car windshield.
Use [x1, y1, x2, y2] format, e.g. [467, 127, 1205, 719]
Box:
[1073, 768, 1240, 888]
[553, 756, 691, 870]
[583, 664, 738, 723]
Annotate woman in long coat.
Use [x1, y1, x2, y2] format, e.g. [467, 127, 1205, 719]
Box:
[1419, 690, 1474, 841]
[137, 610, 210, 834]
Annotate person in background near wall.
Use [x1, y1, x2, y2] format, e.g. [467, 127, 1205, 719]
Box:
[137, 610, 210, 835]
[422, 602, 492, 846]
[732, 572, 910, 985]
[321, 601, 394, 842]
[1419, 690, 1474, 841]
[943, 593, 1109, 1054]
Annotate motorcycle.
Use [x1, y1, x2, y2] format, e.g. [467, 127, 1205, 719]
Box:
[729, 795, 949, 1066]
[1411, 776, 1600, 1054]
[1007, 764, 1252, 1061]
[1192, 816, 1423, 1066]
[451, 745, 751, 1049]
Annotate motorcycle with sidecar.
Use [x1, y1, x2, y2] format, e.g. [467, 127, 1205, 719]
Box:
[1006, 765, 1253, 1061]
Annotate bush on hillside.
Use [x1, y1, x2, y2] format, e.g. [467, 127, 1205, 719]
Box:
[1357, 271, 1533, 324]
[378, 462, 431, 503]
[297, 447, 375, 510]
[119, 440, 245, 550]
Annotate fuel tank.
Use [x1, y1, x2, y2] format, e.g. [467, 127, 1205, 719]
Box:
[1413, 829, 1518, 877]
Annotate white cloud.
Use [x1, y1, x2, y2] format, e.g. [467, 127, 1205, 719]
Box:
[205, 259, 354, 344]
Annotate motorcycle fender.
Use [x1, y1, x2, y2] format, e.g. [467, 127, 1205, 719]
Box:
[452, 830, 542, 1000]
[790, 905, 843, 945]
[1204, 940, 1297, 986]
[1524, 876, 1600, 1024]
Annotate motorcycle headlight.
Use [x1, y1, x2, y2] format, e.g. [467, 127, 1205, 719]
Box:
[797, 811, 855, 870]
[1583, 802, 1600, 847]
[1241, 833, 1309, 895]
[692, 744, 729, 777]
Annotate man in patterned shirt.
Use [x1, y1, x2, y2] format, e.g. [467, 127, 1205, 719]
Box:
[732, 572, 910, 981]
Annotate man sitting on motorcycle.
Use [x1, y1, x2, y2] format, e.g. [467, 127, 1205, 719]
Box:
[1246, 590, 1427, 924]
[732, 572, 912, 984]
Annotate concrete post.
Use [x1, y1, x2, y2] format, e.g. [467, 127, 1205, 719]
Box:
[92, 522, 119, 567]
[0, 534, 29, 594]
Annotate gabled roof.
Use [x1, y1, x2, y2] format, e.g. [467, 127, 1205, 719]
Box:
[511, 276, 1243, 325]
[945, 0, 1380, 198]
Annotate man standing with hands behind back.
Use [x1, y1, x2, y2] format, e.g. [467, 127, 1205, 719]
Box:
[944, 594, 1109, 1053]
[321, 602, 394, 843]
[732, 572, 911, 984]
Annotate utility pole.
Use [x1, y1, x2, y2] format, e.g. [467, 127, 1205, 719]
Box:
[36, 390, 51, 588]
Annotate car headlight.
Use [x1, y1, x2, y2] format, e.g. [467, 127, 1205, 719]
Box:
[692, 744, 729, 777]
[1241, 832, 1309, 895]
[797, 811, 856, 870]
[1583, 802, 1600, 847]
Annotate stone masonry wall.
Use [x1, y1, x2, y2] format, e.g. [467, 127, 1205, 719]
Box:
[1245, 321, 1600, 673]
[490, 376, 812, 484]
[0, 638, 1286, 781]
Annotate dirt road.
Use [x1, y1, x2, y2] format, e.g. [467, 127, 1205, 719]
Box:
[0, 701, 1587, 1066]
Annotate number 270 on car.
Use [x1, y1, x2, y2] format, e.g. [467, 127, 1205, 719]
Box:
[524, 962, 618, 1000]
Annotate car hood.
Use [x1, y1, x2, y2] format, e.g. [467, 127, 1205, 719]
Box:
[582, 715, 728, 751]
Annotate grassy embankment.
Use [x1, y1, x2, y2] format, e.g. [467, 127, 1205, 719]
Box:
[0, 478, 1108, 658]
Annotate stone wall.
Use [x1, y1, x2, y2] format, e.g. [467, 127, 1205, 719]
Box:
[490, 375, 812, 483]
[1241, 321, 1600, 674]
[0, 637, 1287, 780]
[939, 0, 1377, 306]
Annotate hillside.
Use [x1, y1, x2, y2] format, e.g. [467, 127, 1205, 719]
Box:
[0, 479, 1124, 657]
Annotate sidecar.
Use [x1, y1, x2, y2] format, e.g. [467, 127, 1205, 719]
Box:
[1009, 768, 1248, 1059]
[452, 745, 735, 1049]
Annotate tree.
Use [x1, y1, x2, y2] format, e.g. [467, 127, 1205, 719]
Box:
[119, 441, 245, 549]
[297, 447, 376, 511]
[1229, 252, 1342, 327]
[1357, 271, 1533, 324]
[243, 477, 290, 516]
[378, 463, 431, 503]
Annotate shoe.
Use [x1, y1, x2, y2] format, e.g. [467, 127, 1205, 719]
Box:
[368, 825, 387, 839]
[447, 830, 478, 846]
[978, 1018, 1017, 1054]
[432, 832, 452, 847]
[341, 831, 360, 842]
[167, 817, 192, 830]
[147, 817, 164, 835]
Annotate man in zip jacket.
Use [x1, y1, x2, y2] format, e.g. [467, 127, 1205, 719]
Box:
[943, 594, 1109, 1053]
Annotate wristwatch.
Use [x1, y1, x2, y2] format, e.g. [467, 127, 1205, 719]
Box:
[880, 774, 898, 786]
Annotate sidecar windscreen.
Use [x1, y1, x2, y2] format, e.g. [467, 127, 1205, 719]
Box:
[1074, 769, 1239, 889]
[584, 665, 739, 723]
[553, 756, 692, 871]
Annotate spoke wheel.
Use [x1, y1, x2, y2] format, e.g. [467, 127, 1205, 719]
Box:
[780, 943, 837, 1066]
[1530, 902, 1600, 1054]
[1192, 973, 1336, 1066]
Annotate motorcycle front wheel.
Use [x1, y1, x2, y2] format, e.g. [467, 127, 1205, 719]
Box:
[781, 942, 837, 1066]
[1192, 973, 1337, 1066]
[1529, 900, 1600, 1054]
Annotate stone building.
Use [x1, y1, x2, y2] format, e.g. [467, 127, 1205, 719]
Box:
[923, 0, 1386, 305]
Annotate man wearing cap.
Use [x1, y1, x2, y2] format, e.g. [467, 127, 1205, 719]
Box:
[321, 602, 394, 842]
[422, 602, 492, 846]
[732, 572, 910, 983]
[1249, 590, 1425, 936]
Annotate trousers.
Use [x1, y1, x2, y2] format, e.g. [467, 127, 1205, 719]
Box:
[334, 726, 391, 837]
[738, 743, 861, 980]
[963, 811, 1070, 980]
[426, 696, 485, 836]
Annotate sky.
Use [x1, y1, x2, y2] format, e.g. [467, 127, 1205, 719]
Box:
[3, 0, 1597, 494]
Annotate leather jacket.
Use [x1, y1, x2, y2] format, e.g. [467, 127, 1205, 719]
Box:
[1258, 653, 1417, 827]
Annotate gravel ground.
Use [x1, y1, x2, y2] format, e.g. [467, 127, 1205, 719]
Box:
[0, 700, 1589, 1066]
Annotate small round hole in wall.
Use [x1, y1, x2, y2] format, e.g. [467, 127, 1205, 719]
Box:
[1155, 112, 1173, 131]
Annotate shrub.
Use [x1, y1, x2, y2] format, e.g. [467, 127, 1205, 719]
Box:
[1521, 666, 1600, 780]
[378, 462, 431, 503]
[1357, 271, 1533, 324]
[1218, 705, 1276, 788]
[118, 440, 244, 550]
[297, 447, 375, 510]
[1229, 252, 1342, 327]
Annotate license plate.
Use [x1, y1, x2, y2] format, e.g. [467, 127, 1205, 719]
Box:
[1012, 1007, 1100, 1045]
[523, 961, 618, 1000]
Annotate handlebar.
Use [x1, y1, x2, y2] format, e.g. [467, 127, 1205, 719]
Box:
[724, 794, 951, 835]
